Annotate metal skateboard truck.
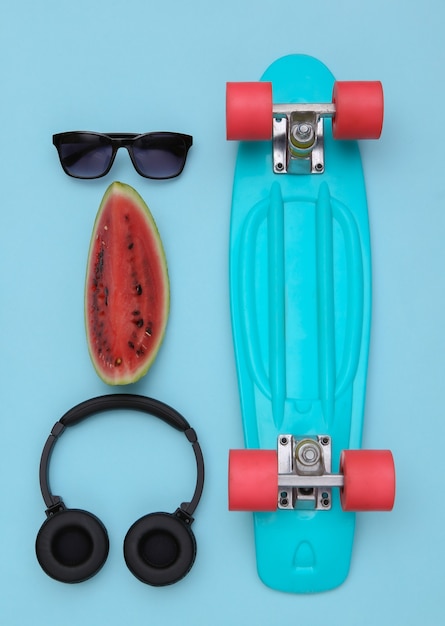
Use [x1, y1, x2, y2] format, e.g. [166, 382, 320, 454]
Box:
[229, 439, 395, 514]
[226, 80, 384, 175]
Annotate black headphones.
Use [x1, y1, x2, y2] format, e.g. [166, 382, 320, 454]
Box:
[36, 394, 205, 586]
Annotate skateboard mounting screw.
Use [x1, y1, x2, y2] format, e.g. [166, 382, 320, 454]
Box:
[315, 163, 323, 172]
[280, 436, 289, 445]
[321, 437, 329, 445]
[280, 491, 289, 506]
[322, 498, 330, 507]
[276, 162, 284, 171]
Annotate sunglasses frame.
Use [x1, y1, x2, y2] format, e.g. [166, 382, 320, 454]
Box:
[53, 131, 193, 180]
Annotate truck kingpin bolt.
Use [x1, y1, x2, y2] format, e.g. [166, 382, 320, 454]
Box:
[296, 440, 321, 466]
[291, 122, 315, 149]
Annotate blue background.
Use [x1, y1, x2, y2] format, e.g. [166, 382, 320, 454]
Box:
[0, 1, 443, 624]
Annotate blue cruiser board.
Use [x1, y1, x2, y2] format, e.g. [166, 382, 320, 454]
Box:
[227, 55, 395, 593]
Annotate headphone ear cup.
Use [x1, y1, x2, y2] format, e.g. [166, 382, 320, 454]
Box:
[123, 512, 196, 586]
[36, 509, 109, 583]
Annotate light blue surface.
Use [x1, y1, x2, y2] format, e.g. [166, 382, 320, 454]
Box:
[0, 1, 444, 624]
[229, 54, 372, 593]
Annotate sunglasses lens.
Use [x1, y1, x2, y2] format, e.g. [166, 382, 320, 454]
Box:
[55, 133, 113, 178]
[132, 133, 188, 179]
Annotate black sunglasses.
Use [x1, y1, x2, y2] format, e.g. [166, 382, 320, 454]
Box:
[53, 131, 193, 180]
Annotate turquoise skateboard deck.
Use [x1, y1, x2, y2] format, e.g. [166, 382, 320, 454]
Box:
[227, 55, 394, 593]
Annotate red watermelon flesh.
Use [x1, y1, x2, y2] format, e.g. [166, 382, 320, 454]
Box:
[85, 181, 169, 385]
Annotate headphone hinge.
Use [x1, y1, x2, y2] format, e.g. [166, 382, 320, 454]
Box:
[45, 498, 66, 518]
[175, 507, 194, 526]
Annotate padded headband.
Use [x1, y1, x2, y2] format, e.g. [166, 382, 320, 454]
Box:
[39, 394, 205, 518]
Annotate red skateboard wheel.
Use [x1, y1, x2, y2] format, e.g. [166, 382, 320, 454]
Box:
[226, 82, 273, 141]
[228, 449, 277, 511]
[332, 81, 384, 140]
[340, 449, 395, 511]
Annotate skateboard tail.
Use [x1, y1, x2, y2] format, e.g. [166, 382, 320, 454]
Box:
[254, 507, 356, 593]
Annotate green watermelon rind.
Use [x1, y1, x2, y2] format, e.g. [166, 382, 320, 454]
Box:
[85, 181, 170, 386]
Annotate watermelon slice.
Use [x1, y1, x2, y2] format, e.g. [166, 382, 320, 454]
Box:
[85, 181, 169, 385]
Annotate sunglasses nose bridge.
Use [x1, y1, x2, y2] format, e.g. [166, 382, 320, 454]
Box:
[109, 137, 130, 155]
[107, 138, 135, 172]
[111, 137, 139, 164]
